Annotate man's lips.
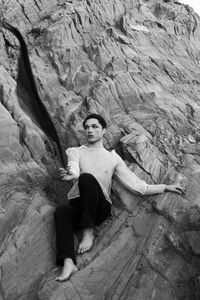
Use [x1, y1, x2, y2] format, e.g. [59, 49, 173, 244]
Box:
[87, 135, 94, 138]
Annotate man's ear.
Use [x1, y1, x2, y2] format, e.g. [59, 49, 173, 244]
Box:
[103, 128, 106, 135]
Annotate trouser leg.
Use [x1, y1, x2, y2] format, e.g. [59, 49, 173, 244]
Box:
[78, 173, 111, 228]
[54, 203, 81, 265]
[54, 173, 111, 266]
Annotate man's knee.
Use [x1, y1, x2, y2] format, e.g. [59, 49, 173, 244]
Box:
[78, 173, 96, 186]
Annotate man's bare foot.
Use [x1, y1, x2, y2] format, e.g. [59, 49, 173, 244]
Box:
[55, 258, 78, 282]
[77, 228, 94, 254]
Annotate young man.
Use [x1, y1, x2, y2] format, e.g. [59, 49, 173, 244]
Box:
[54, 114, 185, 281]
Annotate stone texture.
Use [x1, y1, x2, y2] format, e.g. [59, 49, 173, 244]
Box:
[1, 0, 200, 299]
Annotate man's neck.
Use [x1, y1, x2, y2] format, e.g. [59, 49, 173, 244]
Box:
[86, 140, 104, 148]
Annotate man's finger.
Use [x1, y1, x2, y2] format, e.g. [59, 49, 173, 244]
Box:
[59, 167, 65, 171]
[176, 187, 185, 194]
[60, 170, 67, 174]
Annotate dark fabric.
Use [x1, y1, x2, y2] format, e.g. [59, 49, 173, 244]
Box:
[54, 173, 111, 266]
[2, 21, 66, 167]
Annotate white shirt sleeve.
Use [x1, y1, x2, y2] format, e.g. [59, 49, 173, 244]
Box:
[66, 147, 80, 179]
[113, 151, 166, 195]
[113, 151, 148, 195]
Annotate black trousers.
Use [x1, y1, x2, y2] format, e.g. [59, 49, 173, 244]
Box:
[54, 173, 111, 265]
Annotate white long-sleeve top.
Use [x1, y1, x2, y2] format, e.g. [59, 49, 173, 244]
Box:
[66, 145, 166, 204]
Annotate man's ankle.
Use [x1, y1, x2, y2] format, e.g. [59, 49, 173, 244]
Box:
[63, 258, 74, 265]
[84, 228, 93, 233]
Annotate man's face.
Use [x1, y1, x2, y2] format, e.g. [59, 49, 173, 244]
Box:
[84, 118, 106, 144]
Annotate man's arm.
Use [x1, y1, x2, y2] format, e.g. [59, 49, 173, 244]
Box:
[113, 151, 186, 196]
[144, 184, 185, 195]
[60, 147, 80, 181]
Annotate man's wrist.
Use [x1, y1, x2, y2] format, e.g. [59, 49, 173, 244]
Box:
[164, 184, 168, 192]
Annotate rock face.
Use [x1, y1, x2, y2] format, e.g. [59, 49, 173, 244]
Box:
[1, 0, 200, 299]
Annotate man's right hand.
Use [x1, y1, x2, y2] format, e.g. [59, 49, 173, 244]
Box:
[59, 167, 74, 181]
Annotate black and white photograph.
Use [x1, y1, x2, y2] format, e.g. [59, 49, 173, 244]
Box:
[0, 0, 200, 299]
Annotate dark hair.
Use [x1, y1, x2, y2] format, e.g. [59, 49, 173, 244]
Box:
[83, 114, 107, 129]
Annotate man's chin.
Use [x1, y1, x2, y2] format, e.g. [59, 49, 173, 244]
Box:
[87, 138, 98, 144]
[87, 140, 96, 144]
[86, 137, 102, 144]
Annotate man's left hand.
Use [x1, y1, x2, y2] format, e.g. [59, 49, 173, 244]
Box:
[165, 184, 186, 194]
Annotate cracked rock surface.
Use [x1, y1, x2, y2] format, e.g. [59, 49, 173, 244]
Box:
[1, 0, 200, 299]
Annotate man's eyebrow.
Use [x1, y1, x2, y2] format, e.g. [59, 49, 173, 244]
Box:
[85, 123, 99, 127]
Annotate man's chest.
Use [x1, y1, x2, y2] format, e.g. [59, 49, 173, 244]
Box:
[79, 151, 115, 174]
